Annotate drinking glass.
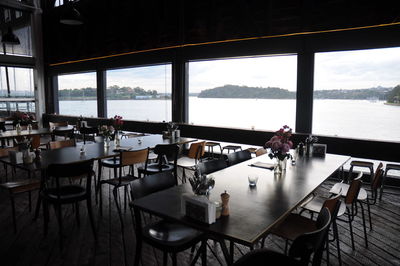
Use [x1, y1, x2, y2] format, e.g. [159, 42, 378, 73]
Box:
[248, 175, 258, 187]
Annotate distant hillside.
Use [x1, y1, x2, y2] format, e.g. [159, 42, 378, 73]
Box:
[198, 85, 295, 99]
[198, 84, 393, 100]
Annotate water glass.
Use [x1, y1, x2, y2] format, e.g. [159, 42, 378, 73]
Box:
[248, 175, 258, 187]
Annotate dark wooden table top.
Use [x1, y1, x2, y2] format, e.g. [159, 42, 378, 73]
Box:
[133, 153, 350, 246]
[0, 134, 196, 170]
[0, 125, 75, 139]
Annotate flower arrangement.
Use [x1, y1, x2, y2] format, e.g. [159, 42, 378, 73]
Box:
[189, 167, 215, 195]
[12, 111, 35, 125]
[264, 125, 293, 161]
[100, 125, 114, 139]
[113, 115, 123, 131]
[166, 121, 178, 133]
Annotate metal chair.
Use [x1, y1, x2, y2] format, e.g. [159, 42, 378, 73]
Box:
[226, 150, 251, 166]
[130, 171, 206, 266]
[197, 158, 227, 176]
[176, 141, 205, 183]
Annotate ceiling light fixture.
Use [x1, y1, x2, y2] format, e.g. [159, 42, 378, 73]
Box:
[1, 27, 20, 45]
[60, 1, 83, 25]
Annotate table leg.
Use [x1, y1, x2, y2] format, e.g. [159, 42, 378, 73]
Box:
[216, 238, 233, 265]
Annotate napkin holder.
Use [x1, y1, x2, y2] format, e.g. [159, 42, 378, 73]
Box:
[9, 150, 23, 164]
[181, 194, 216, 224]
[312, 144, 327, 157]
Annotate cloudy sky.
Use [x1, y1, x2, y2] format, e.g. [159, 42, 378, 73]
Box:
[58, 46, 400, 93]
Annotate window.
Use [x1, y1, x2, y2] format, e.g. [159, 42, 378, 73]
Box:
[2, 10, 32, 57]
[58, 72, 97, 117]
[106, 64, 172, 121]
[188, 55, 297, 131]
[7, 67, 34, 97]
[313, 47, 400, 142]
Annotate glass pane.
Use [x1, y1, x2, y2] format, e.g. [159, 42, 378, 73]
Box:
[0, 67, 8, 97]
[58, 72, 97, 117]
[106, 64, 172, 121]
[189, 55, 297, 131]
[313, 47, 400, 142]
[3, 10, 32, 57]
[8, 67, 34, 97]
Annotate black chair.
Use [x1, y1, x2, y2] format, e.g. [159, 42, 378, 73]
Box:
[130, 171, 206, 266]
[40, 159, 97, 248]
[138, 144, 179, 184]
[226, 150, 251, 166]
[79, 126, 99, 144]
[235, 208, 331, 266]
[197, 158, 227, 175]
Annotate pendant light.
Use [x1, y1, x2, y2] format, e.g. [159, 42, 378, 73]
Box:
[1, 27, 20, 45]
[60, 1, 84, 25]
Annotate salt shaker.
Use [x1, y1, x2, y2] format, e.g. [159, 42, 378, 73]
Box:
[221, 190, 230, 216]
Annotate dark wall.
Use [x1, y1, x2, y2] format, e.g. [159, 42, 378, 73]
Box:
[42, 0, 400, 65]
[43, 114, 400, 163]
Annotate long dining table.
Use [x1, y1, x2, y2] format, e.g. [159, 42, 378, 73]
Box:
[132, 152, 351, 265]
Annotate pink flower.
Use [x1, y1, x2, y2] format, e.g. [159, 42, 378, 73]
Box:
[287, 140, 293, 148]
[282, 143, 290, 153]
[271, 140, 282, 151]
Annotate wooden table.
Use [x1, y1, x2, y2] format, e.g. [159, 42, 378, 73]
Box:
[133, 153, 350, 264]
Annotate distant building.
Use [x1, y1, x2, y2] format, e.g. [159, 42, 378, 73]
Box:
[135, 95, 153, 100]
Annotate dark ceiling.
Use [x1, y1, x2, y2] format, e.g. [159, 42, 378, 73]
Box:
[42, 0, 400, 65]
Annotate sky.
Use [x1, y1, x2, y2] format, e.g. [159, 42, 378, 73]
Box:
[57, 46, 400, 93]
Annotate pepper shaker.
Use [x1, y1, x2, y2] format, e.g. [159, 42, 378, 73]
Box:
[221, 190, 230, 216]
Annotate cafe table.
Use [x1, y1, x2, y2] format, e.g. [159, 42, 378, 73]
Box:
[132, 153, 350, 265]
[0, 134, 197, 218]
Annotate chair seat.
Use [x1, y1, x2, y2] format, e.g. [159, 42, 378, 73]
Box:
[141, 163, 174, 173]
[101, 175, 137, 187]
[143, 220, 203, 249]
[101, 158, 120, 168]
[271, 213, 317, 241]
[0, 178, 41, 193]
[302, 195, 346, 217]
[42, 184, 87, 203]
[177, 157, 197, 169]
[329, 182, 368, 200]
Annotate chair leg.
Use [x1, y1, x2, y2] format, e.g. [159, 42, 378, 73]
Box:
[98, 181, 103, 216]
[87, 197, 97, 242]
[163, 251, 168, 266]
[113, 187, 124, 229]
[75, 202, 80, 226]
[96, 162, 103, 204]
[55, 204, 63, 249]
[9, 193, 17, 233]
[171, 253, 177, 266]
[359, 202, 368, 248]
[124, 186, 127, 212]
[134, 238, 142, 266]
[43, 200, 49, 236]
[367, 202, 372, 230]
[347, 210, 355, 250]
[333, 221, 342, 266]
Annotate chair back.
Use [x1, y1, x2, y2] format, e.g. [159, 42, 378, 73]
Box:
[255, 148, 267, 157]
[187, 141, 206, 160]
[344, 172, 363, 205]
[0, 121, 6, 131]
[321, 192, 342, 220]
[130, 171, 176, 200]
[198, 158, 227, 175]
[30, 135, 41, 150]
[121, 148, 149, 166]
[45, 159, 94, 200]
[48, 139, 76, 150]
[226, 150, 252, 166]
[153, 144, 179, 175]
[289, 207, 331, 265]
[0, 146, 18, 157]
[371, 162, 384, 191]
[49, 121, 68, 128]
[79, 126, 99, 144]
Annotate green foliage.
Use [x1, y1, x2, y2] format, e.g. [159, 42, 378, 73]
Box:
[387, 85, 400, 103]
[59, 85, 169, 100]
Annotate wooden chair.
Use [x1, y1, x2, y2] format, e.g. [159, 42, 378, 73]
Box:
[130, 171, 206, 266]
[303, 172, 364, 250]
[255, 148, 267, 157]
[226, 150, 252, 166]
[47, 139, 76, 150]
[40, 159, 97, 249]
[381, 163, 400, 199]
[138, 144, 180, 184]
[98, 148, 149, 223]
[79, 126, 99, 144]
[0, 146, 18, 182]
[330, 163, 384, 232]
[235, 208, 331, 266]
[197, 158, 227, 176]
[205, 141, 222, 159]
[176, 141, 206, 183]
[274, 194, 346, 265]
[222, 144, 242, 154]
[347, 160, 374, 182]
[0, 145, 41, 232]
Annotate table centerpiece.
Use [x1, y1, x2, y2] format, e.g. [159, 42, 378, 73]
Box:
[264, 125, 293, 175]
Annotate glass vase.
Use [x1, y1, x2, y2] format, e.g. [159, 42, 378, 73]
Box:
[114, 131, 121, 147]
[274, 158, 287, 175]
[104, 137, 110, 148]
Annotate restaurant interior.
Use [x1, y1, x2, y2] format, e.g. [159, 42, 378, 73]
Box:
[0, 1, 399, 265]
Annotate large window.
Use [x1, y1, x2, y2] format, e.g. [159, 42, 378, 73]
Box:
[106, 64, 172, 121]
[313, 47, 400, 142]
[188, 55, 297, 131]
[58, 72, 97, 117]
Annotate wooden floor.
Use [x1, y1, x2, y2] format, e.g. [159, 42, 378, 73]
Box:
[0, 164, 400, 266]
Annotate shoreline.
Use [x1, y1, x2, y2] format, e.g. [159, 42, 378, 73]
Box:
[384, 102, 400, 106]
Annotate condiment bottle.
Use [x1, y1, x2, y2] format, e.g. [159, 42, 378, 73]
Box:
[221, 190, 230, 216]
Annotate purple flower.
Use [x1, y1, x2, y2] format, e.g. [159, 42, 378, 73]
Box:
[271, 140, 282, 151]
[282, 143, 290, 153]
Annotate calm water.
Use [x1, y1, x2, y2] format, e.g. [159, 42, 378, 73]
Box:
[59, 98, 400, 142]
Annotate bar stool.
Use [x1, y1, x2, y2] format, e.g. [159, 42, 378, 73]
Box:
[205, 141, 222, 159]
[222, 145, 242, 154]
[381, 163, 400, 200]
